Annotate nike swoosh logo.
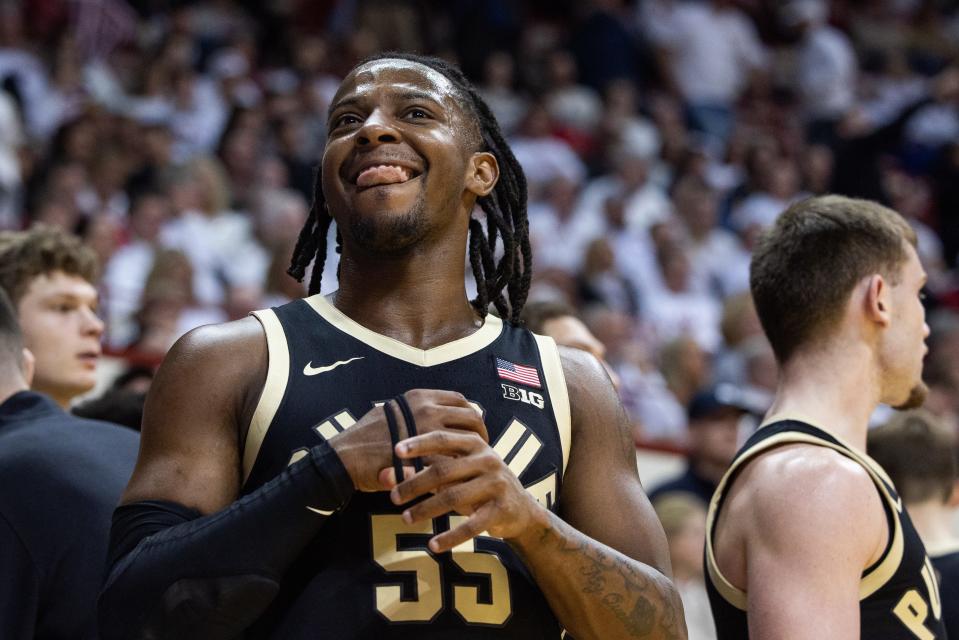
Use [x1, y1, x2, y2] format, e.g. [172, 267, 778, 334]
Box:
[307, 506, 337, 516]
[303, 357, 364, 376]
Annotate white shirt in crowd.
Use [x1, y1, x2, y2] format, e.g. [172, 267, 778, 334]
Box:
[796, 24, 858, 121]
[686, 229, 751, 298]
[510, 135, 587, 193]
[645, 288, 723, 354]
[646, 2, 767, 105]
[102, 240, 157, 348]
[160, 209, 267, 305]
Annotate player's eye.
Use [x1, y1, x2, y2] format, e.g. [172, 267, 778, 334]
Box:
[332, 114, 361, 129]
[918, 289, 928, 302]
[405, 108, 430, 120]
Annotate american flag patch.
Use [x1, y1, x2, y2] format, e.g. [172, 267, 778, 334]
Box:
[496, 357, 541, 388]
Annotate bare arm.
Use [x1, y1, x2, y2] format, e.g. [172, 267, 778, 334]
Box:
[733, 448, 887, 639]
[390, 347, 685, 639]
[120, 318, 264, 512]
[509, 348, 684, 639]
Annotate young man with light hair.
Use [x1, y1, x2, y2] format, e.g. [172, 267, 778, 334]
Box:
[706, 196, 945, 638]
[0, 225, 105, 407]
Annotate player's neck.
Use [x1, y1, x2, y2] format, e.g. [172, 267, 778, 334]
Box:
[0, 379, 28, 408]
[906, 500, 959, 553]
[30, 382, 74, 409]
[333, 249, 481, 350]
[765, 346, 880, 451]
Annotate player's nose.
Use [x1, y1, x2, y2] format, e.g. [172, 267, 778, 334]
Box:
[81, 306, 105, 338]
[356, 109, 399, 147]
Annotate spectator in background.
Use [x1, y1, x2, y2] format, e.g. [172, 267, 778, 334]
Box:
[102, 190, 171, 349]
[645, 240, 722, 353]
[831, 67, 959, 204]
[571, 0, 648, 93]
[646, 0, 767, 146]
[649, 384, 751, 507]
[130, 248, 225, 357]
[713, 291, 764, 386]
[730, 157, 806, 240]
[528, 176, 584, 278]
[576, 143, 671, 238]
[599, 78, 662, 173]
[673, 175, 750, 298]
[509, 102, 587, 199]
[654, 495, 716, 640]
[633, 335, 711, 443]
[478, 51, 528, 137]
[0, 226, 103, 408]
[868, 411, 959, 639]
[544, 49, 603, 146]
[125, 119, 176, 198]
[0, 89, 23, 230]
[800, 143, 835, 195]
[160, 157, 264, 306]
[781, 0, 857, 144]
[577, 236, 640, 318]
[522, 299, 620, 390]
[740, 335, 778, 394]
[0, 286, 138, 640]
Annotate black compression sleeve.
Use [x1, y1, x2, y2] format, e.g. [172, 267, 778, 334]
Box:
[97, 439, 353, 640]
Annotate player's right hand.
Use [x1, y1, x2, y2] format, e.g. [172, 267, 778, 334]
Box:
[326, 389, 488, 492]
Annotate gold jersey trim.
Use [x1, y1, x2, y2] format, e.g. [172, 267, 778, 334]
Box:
[705, 417, 906, 611]
[303, 294, 504, 367]
[243, 309, 291, 483]
[532, 333, 572, 476]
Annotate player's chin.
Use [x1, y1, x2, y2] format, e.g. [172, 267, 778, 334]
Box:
[891, 381, 929, 411]
[347, 201, 427, 254]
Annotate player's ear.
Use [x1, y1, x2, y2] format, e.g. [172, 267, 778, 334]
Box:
[21, 347, 34, 387]
[864, 274, 891, 327]
[465, 152, 499, 197]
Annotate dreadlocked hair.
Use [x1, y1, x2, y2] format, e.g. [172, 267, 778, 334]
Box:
[287, 51, 532, 324]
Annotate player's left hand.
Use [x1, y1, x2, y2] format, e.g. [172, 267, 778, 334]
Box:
[380, 429, 547, 553]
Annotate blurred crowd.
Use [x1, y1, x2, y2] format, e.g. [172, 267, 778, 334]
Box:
[3, 1, 959, 637]
[4, 0, 956, 442]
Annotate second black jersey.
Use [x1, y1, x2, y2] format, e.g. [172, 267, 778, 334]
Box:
[705, 418, 946, 640]
[930, 545, 959, 639]
[240, 295, 571, 639]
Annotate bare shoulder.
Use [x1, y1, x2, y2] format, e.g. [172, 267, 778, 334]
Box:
[123, 316, 268, 511]
[150, 315, 268, 434]
[166, 316, 266, 364]
[728, 443, 886, 560]
[152, 317, 265, 412]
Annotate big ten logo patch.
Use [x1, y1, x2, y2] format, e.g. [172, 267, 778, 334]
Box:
[501, 383, 545, 409]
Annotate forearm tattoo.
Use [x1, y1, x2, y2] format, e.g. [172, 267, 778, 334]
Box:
[540, 526, 686, 639]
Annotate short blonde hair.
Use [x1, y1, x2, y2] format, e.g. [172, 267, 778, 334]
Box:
[0, 225, 99, 305]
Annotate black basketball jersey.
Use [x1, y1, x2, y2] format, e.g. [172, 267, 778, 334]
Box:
[705, 419, 946, 639]
[930, 545, 959, 639]
[239, 295, 571, 639]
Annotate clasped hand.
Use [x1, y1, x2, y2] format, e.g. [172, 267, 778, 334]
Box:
[328, 389, 544, 553]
